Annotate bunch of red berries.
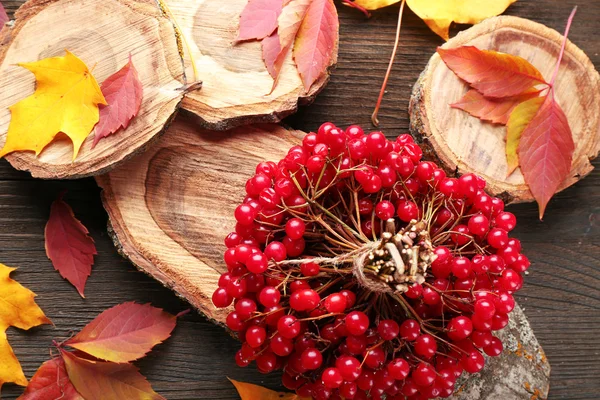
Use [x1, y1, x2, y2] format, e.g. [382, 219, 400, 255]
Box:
[212, 122, 529, 399]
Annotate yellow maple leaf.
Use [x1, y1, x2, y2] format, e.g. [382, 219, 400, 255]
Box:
[353, 0, 517, 40]
[0, 51, 106, 160]
[0, 263, 51, 389]
[229, 378, 308, 400]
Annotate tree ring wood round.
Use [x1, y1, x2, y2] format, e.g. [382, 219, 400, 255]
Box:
[165, 0, 338, 130]
[96, 114, 305, 325]
[409, 16, 600, 204]
[0, 0, 185, 179]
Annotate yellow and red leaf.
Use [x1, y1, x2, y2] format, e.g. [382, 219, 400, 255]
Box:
[451, 89, 541, 126]
[437, 46, 548, 98]
[65, 302, 177, 363]
[518, 92, 574, 219]
[293, 0, 338, 90]
[505, 96, 546, 176]
[61, 351, 164, 400]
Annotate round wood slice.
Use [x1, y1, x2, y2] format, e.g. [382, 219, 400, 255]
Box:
[164, 0, 338, 130]
[96, 114, 305, 324]
[97, 114, 550, 398]
[409, 16, 600, 203]
[0, 0, 185, 179]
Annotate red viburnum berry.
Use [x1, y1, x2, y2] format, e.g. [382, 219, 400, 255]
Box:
[212, 122, 527, 399]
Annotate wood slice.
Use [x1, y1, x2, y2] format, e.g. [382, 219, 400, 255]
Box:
[97, 114, 550, 398]
[409, 16, 600, 203]
[164, 0, 338, 130]
[96, 114, 305, 324]
[0, 0, 185, 179]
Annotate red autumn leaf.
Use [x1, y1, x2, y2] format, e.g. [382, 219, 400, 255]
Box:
[451, 89, 541, 125]
[0, 2, 8, 25]
[61, 351, 164, 400]
[437, 46, 548, 98]
[18, 358, 83, 400]
[45, 192, 96, 298]
[262, 32, 283, 80]
[92, 56, 143, 148]
[237, 0, 283, 42]
[64, 302, 177, 363]
[293, 0, 338, 90]
[518, 91, 574, 219]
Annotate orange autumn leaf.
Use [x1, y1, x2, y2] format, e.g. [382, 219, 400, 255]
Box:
[505, 96, 546, 176]
[451, 89, 541, 126]
[518, 92, 574, 219]
[45, 192, 96, 298]
[437, 46, 548, 98]
[353, 0, 517, 40]
[0, 51, 106, 160]
[229, 378, 308, 400]
[61, 350, 164, 400]
[18, 357, 83, 400]
[0, 263, 51, 390]
[64, 302, 177, 363]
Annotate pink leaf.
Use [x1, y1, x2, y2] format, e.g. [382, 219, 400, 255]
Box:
[437, 46, 548, 98]
[65, 302, 177, 363]
[0, 2, 8, 25]
[18, 358, 83, 400]
[237, 0, 283, 42]
[61, 351, 164, 400]
[293, 0, 338, 91]
[277, 0, 311, 51]
[518, 92, 574, 219]
[45, 192, 96, 298]
[93, 56, 143, 148]
[451, 89, 541, 125]
[262, 32, 283, 79]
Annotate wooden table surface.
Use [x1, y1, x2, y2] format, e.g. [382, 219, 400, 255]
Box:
[1, 1, 599, 399]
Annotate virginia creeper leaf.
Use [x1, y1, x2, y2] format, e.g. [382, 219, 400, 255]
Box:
[0, 263, 51, 389]
[65, 302, 177, 363]
[277, 0, 311, 52]
[451, 89, 541, 125]
[45, 192, 96, 298]
[18, 357, 84, 400]
[0, 1, 8, 25]
[93, 56, 143, 148]
[518, 92, 574, 219]
[237, 0, 284, 42]
[353, 0, 517, 40]
[262, 32, 284, 80]
[505, 96, 546, 176]
[229, 378, 306, 400]
[61, 351, 164, 400]
[437, 46, 548, 98]
[293, 0, 338, 90]
[0, 51, 106, 160]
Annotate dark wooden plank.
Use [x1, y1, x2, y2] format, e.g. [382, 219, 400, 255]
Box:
[1, 1, 600, 399]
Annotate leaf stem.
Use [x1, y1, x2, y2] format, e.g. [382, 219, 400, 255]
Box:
[371, 0, 405, 127]
[341, 0, 371, 17]
[549, 6, 577, 87]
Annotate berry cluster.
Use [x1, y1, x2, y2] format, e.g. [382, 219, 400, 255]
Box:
[212, 122, 529, 399]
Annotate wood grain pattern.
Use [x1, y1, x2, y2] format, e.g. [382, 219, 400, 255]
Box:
[0, 0, 185, 179]
[409, 16, 600, 204]
[168, 0, 338, 130]
[0, 1, 599, 399]
[96, 116, 305, 325]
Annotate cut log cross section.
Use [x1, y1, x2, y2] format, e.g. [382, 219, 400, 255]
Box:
[0, 0, 185, 179]
[410, 16, 600, 203]
[96, 115, 305, 324]
[165, 0, 338, 130]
